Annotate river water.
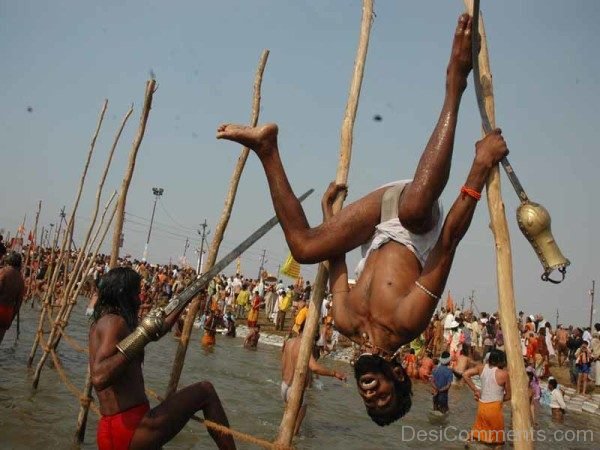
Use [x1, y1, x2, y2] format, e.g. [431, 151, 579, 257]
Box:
[1, 303, 599, 449]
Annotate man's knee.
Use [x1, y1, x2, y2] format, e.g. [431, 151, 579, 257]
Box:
[398, 201, 435, 234]
[194, 380, 217, 400]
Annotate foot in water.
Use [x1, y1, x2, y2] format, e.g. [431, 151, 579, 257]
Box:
[216, 123, 278, 158]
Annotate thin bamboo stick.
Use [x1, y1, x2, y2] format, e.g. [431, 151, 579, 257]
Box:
[276, 1, 373, 445]
[32, 193, 117, 388]
[463, 1, 533, 448]
[110, 80, 157, 268]
[165, 50, 270, 398]
[24, 201, 42, 299]
[74, 366, 93, 443]
[28, 100, 107, 367]
[58, 105, 133, 312]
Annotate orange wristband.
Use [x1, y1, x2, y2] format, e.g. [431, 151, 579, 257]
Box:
[461, 185, 481, 201]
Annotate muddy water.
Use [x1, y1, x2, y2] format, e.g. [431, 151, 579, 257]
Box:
[1, 303, 598, 449]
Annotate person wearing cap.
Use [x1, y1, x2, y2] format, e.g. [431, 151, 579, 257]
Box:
[0, 252, 25, 345]
[431, 351, 453, 413]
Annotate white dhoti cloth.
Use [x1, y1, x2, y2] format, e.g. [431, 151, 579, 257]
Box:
[355, 179, 444, 279]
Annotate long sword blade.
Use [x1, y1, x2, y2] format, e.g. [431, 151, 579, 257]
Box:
[472, 0, 528, 203]
[163, 188, 314, 316]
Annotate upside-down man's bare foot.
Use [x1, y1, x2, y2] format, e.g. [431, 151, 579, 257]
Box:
[446, 13, 473, 93]
[216, 123, 278, 158]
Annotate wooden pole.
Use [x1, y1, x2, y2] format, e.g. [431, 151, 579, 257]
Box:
[32, 193, 117, 388]
[58, 105, 133, 311]
[74, 366, 93, 443]
[27, 100, 107, 367]
[110, 80, 157, 269]
[24, 200, 42, 299]
[276, 1, 373, 445]
[165, 50, 270, 397]
[463, 1, 533, 447]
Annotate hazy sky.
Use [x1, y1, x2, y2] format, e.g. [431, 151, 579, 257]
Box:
[1, 1, 599, 325]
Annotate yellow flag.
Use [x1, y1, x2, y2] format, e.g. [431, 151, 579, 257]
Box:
[280, 252, 301, 279]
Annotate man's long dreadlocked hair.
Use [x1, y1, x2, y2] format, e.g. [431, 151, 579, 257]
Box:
[92, 267, 141, 330]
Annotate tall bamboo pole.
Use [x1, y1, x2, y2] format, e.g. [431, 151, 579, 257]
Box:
[463, 1, 533, 447]
[32, 193, 117, 388]
[58, 105, 133, 312]
[276, 1, 373, 445]
[165, 50, 270, 397]
[28, 100, 107, 367]
[110, 80, 157, 268]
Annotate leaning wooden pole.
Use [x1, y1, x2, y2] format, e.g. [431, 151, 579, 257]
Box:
[59, 105, 133, 311]
[463, 1, 533, 447]
[165, 50, 270, 397]
[74, 366, 94, 443]
[73, 201, 118, 442]
[276, 1, 373, 445]
[28, 100, 107, 367]
[32, 193, 117, 389]
[110, 79, 157, 268]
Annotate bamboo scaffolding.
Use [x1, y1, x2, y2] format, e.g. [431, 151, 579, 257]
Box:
[110, 80, 157, 268]
[58, 106, 132, 317]
[276, 1, 373, 445]
[28, 100, 107, 367]
[165, 50, 270, 397]
[32, 192, 117, 388]
[463, 1, 533, 447]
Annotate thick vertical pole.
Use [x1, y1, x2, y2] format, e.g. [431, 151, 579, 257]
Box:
[463, 1, 533, 448]
[166, 50, 270, 398]
[276, 1, 373, 445]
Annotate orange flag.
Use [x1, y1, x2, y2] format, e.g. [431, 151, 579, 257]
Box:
[445, 291, 455, 313]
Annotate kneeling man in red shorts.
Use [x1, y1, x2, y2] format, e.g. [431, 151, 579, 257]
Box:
[90, 267, 235, 449]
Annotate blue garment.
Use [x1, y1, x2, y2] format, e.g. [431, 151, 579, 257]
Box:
[432, 364, 453, 390]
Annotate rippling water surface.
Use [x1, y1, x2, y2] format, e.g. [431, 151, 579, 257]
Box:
[1, 303, 599, 449]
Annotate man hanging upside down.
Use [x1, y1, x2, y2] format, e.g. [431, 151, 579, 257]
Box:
[89, 267, 235, 449]
[217, 13, 508, 426]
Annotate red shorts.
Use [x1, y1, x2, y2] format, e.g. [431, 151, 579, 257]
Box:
[0, 304, 15, 330]
[97, 402, 150, 450]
